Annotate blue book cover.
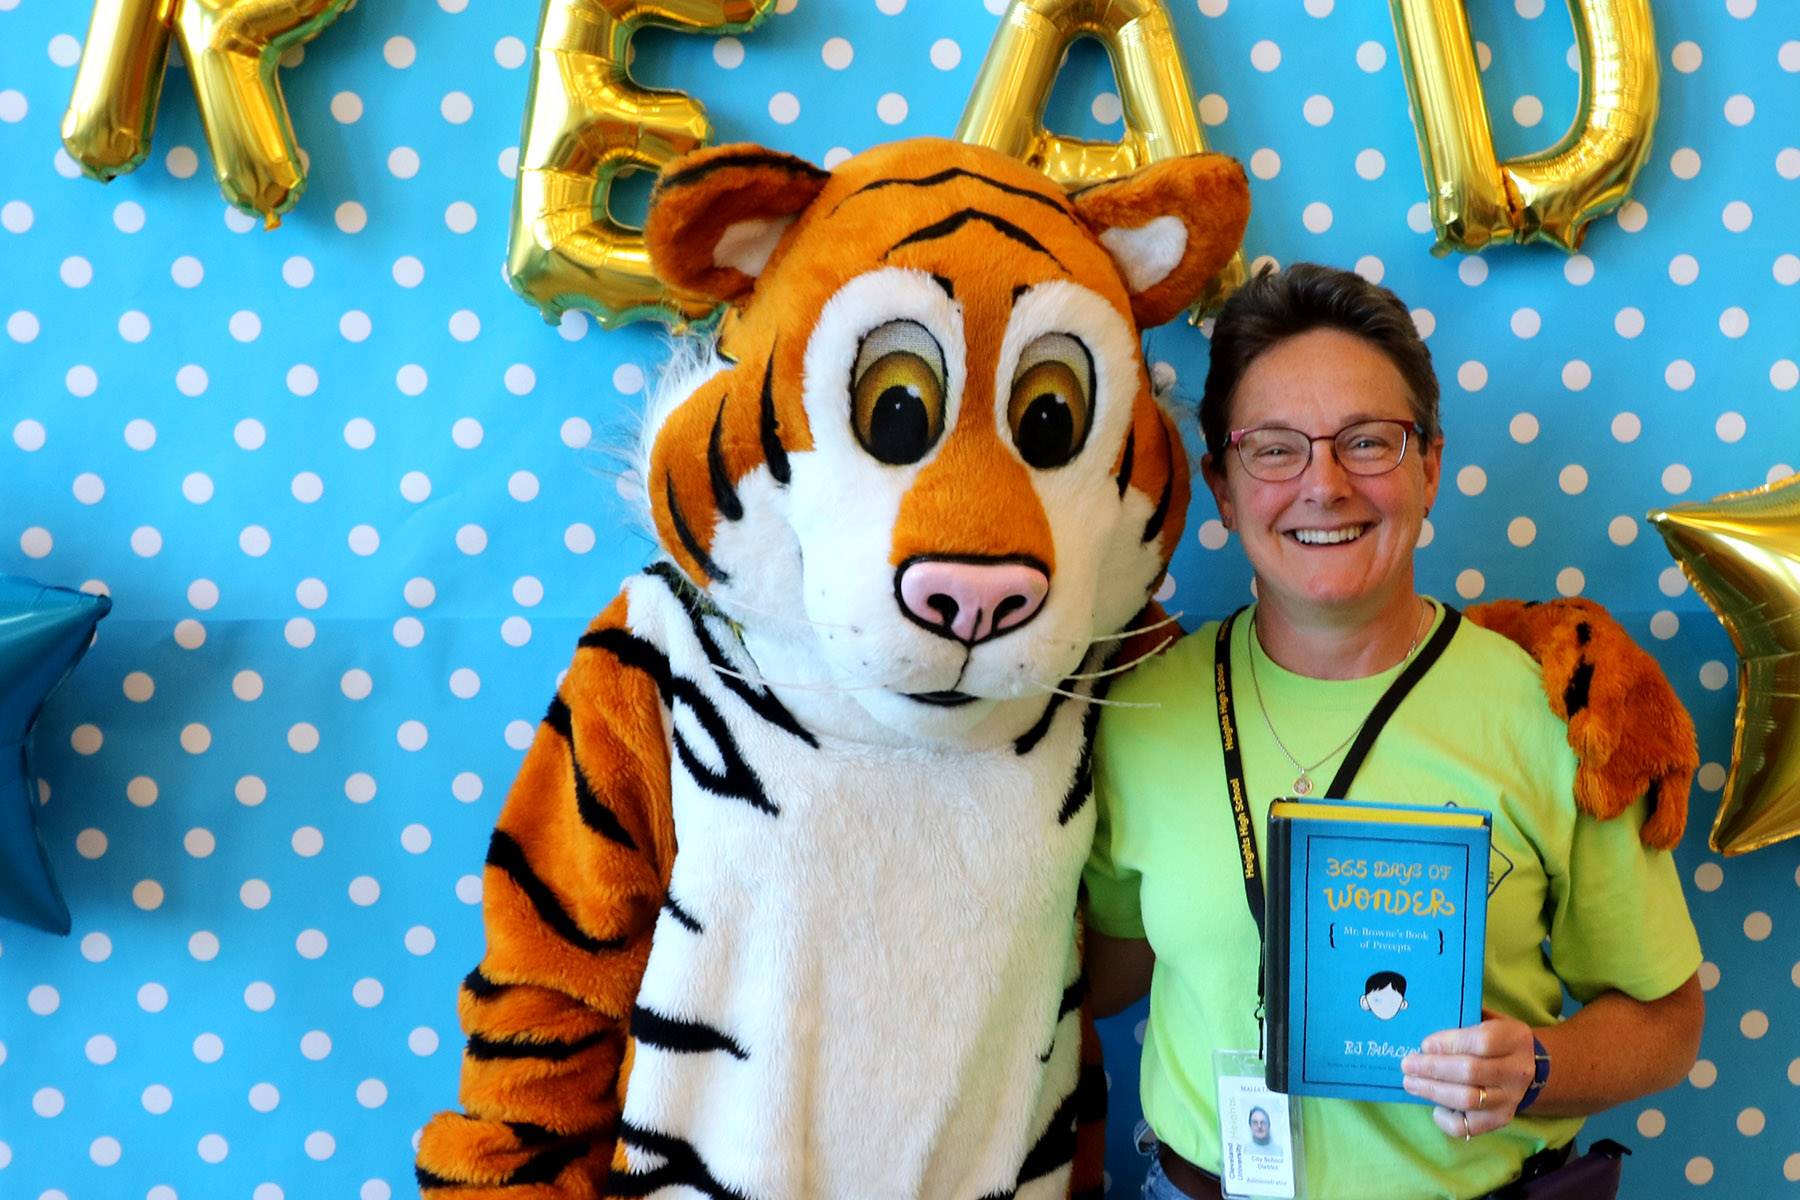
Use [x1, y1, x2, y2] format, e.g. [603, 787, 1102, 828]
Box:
[1264, 799, 1491, 1104]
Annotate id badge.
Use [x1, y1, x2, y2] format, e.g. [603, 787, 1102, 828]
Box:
[1214, 1049, 1304, 1199]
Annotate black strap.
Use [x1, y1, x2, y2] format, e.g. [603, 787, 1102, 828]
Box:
[1213, 601, 1462, 1043]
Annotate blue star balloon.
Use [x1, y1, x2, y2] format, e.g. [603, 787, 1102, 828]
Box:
[0, 576, 111, 935]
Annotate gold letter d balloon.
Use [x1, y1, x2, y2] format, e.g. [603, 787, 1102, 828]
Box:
[62, 0, 353, 228]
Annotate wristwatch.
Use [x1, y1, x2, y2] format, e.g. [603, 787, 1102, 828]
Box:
[1516, 1035, 1551, 1113]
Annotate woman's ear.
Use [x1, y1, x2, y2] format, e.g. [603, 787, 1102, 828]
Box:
[644, 144, 831, 306]
[1071, 152, 1250, 328]
[1200, 450, 1235, 529]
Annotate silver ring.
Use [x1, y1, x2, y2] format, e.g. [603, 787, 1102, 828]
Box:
[1461, 1111, 1472, 1142]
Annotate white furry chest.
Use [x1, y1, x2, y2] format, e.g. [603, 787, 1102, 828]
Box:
[617, 575, 1095, 1199]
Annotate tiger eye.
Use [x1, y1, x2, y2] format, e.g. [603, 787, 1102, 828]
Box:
[850, 321, 947, 466]
[1007, 334, 1093, 470]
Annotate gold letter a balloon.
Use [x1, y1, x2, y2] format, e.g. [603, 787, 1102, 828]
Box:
[61, 0, 353, 229]
[1651, 473, 1800, 856]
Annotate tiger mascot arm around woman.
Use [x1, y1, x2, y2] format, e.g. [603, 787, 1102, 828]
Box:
[416, 137, 1254, 1200]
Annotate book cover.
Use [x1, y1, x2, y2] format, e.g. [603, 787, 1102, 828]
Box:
[1264, 798, 1491, 1104]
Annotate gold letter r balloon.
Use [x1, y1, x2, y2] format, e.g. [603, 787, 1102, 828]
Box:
[61, 0, 353, 228]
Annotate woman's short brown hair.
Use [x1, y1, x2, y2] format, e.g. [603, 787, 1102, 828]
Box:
[1198, 262, 1441, 461]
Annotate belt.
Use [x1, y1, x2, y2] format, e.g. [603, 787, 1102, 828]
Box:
[1156, 1143, 1225, 1199]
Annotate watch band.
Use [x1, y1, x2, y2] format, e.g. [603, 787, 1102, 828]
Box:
[1516, 1035, 1551, 1113]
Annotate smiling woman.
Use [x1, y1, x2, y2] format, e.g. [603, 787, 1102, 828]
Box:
[1082, 264, 1704, 1200]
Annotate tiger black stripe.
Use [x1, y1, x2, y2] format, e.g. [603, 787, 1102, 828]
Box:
[707, 398, 745, 522]
[1013, 690, 1067, 757]
[887, 208, 1069, 272]
[485, 830, 629, 955]
[414, 1165, 457, 1191]
[579, 626, 672, 700]
[645, 562, 819, 749]
[1012, 1067, 1085, 1185]
[759, 354, 791, 485]
[465, 1028, 609, 1061]
[1115, 428, 1135, 499]
[656, 149, 827, 194]
[1056, 671, 1116, 825]
[662, 893, 702, 934]
[665, 473, 732, 584]
[461, 967, 505, 999]
[542, 696, 638, 851]
[631, 1003, 749, 1060]
[836, 166, 1072, 217]
[507, 1138, 588, 1186]
[668, 676, 780, 815]
[1563, 659, 1594, 717]
[1141, 417, 1175, 544]
[610, 1122, 759, 1200]
[1055, 974, 1087, 1020]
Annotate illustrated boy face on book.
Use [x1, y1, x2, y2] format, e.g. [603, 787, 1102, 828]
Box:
[1360, 971, 1408, 1020]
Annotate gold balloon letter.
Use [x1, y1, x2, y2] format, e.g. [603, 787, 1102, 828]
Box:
[955, 0, 1246, 313]
[1651, 475, 1800, 856]
[509, 0, 775, 330]
[1390, 0, 1659, 254]
[62, 0, 352, 228]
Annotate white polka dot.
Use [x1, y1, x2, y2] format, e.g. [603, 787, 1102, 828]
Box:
[1456, 361, 1487, 392]
[164, 144, 198, 178]
[1608, 515, 1638, 546]
[1662, 464, 1692, 495]
[394, 616, 424, 647]
[9, 311, 41, 341]
[397, 720, 429, 751]
[1455, 569, 1484, 600]
[1716, 411, 1747, 443]
[171, 255, 203, 287]
[345, 418, 376, 450]
[142, 1084, 172, 1114]
[444, 200, 477, 234]
[113, 201, 145, 233]
[33, 1087, 65, 1117]
[1509, 413, 1538, 443]
[248, 1083, 280, 1113]
[1555, 567, 1585, 597]
[506, 720, 535, 750]
[1613, 307, 1644, 338]
[282, 256, 314, 288]
[284, 618, 314, 647]
[1637, 1107, 1667, 1139]
[1305, 0, 1332, 14]
[1610, 411, 1639, 441]
[305, 1131, 336, 1161]
[566, 523, 597, 553]
[877, 92, 908, 125]
[357, 1079, 388, 1109]
[1251, 40, 1281, 71]
[1090, 92, 1121, 125]
[1356, 40, 1386, 72]
[1775, 254, 1800, 286]
[129, 776, 160, 807]
[769, 92, 799, 124]
[67, 364, 99, 396]
[384, 36, 415, 68]
[238, 525, 270, 557]
[1561, 360, 1591, 391]
[1559, 464, 1588, 494]
[1459, 256, 1488, 286]
[822, 147, 852, 169]
[456, 875, 484, 904]
[502, 616, 533, 646]
[296, 929, 328, 959]
[244, 981, 276, 1012]
[1302, 202, 1332, 233]
[508, 470, 540, 502]
[198, 1133, 229, 1163]
[1744, 911, 1772, 940]
[2, 200, 32, 233]
[1507, 307, 1540, 339]
[457, 524, 488, 555]
[1689, 1058, 1717, 1088]
[1659, 565, 1688, 597]
[1671, 41, 1701, 72]
[1249, 149, 1280, 180]
[1506, 517, 1535, 547]
[393, 256, 424, 287]
[1783, 39, 1800, 71]
[1670, 147, 1701, 179]
[405, 925, 436, 955]
[241, 879, 271, 909]
[134, 878, 166, 908]
[396, 364, 428, 396]
[409, 1027, 440, 1056]
[28, 984, 61, 1015]
[388, 146, 420, 179]
[1773, 360, 1799, 391]
[1722, 200, 1753, 233]
[234, 418, 266, 450]
[1664, 360, 1695, 390]
[401, 471, 433, 502]
[349, 876, 380, 907]
[346, 773, 377, 804]
[192, 1030, 223, 1060]
[453, 773, 483, 803]
[301, 1031, 332, 1060]
[139, 982, 168, 1012]
[1724, 94, 1754, 126]
[930, 38, 961, 70]
[1512, 95, 1543, 127]
[354, 978, 384, 1006]
[1650, 610, 1679, 641]
[821, 36, 853, 69]
[1302, 95, 1333, 126]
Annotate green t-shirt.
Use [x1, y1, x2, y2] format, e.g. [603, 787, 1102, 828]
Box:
[1084, 603, 1701, 1200]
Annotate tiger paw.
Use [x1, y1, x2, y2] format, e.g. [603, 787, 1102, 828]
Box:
[1467, 598, 1695, 849]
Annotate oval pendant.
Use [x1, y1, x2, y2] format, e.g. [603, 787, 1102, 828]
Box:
[1293, 775, 1312, 795]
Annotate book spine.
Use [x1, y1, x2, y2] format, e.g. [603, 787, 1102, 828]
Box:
[1263, 812, 1291, 1091]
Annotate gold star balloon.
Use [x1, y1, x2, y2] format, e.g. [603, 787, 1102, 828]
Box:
[1650, 473, 1800, 856]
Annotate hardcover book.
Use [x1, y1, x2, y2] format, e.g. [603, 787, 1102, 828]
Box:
[1263, 798, 1491, 1104]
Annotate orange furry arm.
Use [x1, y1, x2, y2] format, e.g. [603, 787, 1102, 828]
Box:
[1467, 598, 1694, 849]
[417, 592, 676, 1198]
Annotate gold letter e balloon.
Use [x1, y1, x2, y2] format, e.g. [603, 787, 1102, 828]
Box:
[62, 0, 353, 229]
[508, 0, 776, 331]
[1390, 0, 1658, 254]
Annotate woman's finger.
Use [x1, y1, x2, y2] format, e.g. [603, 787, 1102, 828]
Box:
[1429, 1103, 1516, 1141]
[1402, 1072, 1485, 1112]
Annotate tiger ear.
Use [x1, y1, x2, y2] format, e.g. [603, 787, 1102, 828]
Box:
[1071, 153, 1250, 329]
[645, 144, 832, 305]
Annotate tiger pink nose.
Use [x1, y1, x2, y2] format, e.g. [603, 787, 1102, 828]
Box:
[896, 558, 1050, 645]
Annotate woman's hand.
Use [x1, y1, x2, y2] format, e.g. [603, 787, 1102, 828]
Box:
[1400, 1008, 1536, 1139]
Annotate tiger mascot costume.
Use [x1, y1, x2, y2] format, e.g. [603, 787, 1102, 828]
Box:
[416, 137, 1693, 1199]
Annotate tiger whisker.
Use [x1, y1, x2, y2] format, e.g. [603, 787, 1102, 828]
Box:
[1028, 680, 1161, 709]
[1059, 635, 1174, 680]
[1087, 609, 1186, 644]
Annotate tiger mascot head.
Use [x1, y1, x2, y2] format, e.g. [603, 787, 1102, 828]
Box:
[641, 137, 1248, 745]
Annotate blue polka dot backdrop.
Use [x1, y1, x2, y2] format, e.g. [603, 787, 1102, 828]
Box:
[2, 0, 1797, 1195]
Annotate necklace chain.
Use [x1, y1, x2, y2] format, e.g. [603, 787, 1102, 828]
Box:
[1246, 599, 1433, 796]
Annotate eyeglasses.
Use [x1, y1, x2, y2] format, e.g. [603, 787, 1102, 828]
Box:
[1226, 419, 1422, 482]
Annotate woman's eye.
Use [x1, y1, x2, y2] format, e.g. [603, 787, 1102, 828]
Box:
[1007, 333, 1094, 470]
[850, 321, 947, 465]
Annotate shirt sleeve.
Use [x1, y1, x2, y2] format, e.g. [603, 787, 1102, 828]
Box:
[1082, 717, 1148, 940]
[1546, 796, 1702, 1005]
